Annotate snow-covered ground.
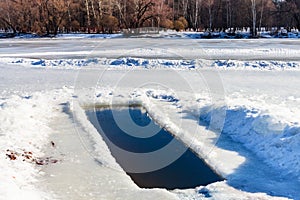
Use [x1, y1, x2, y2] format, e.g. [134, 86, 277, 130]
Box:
[1, 35, 300, 200]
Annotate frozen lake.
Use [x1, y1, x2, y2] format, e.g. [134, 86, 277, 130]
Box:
[1, 37, 300, 200]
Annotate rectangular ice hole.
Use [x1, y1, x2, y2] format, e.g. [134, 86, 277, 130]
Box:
[86, 107, 223, 190]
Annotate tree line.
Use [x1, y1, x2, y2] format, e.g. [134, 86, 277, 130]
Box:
[0, 0, 300, 36]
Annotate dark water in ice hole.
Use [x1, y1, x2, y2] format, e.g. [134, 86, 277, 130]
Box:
[86, 108, 223, 190]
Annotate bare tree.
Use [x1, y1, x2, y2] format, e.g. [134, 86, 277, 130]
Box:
[190, 0, 202, 30]
[251, 0, 257, 36]
[0, 0, 17, 33]
[285, 0, 300, 30]
[116, 0, 157, 29]
[206, 0, 214, 32]
[226, 0, 232, 29]
[0, 0, 299, 35]
[85, 0, 91, 32]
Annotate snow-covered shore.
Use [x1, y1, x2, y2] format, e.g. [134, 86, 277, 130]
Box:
[1, 38, 300, 200]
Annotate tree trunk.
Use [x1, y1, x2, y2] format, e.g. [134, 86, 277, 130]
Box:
[259, 0, 264, 31]
[194, 0, 200, 30]
[251, 0, 257, 37]
[85, 0, 91, 33]
[209, 5, 212, 32]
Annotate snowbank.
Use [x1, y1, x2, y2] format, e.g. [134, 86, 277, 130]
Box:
[199, 105, 300, 180]
[1, 57, 300, 71]
[0, 92, 60, 200]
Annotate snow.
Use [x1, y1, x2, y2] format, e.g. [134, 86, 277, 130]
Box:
[1, 37, 300, 200]
[0, 93, 58, 200]
[56, 33, 123, 39]
[1, 57, 300, 70]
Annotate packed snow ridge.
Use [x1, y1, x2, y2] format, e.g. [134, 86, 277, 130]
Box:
[199, 105, 300, 180]
[1, 57, 300, 70]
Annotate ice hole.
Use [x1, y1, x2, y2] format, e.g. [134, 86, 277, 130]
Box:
[86, 107, 223, 190]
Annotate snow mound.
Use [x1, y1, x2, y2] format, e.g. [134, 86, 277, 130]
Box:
[2, 57, 300, 70]
[109, 58, 196, 68]
[146, 90, 179, 103]
[9, 58, 100, 68]
[213, 60, 300, 70]
[199, 105, 300, 180]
